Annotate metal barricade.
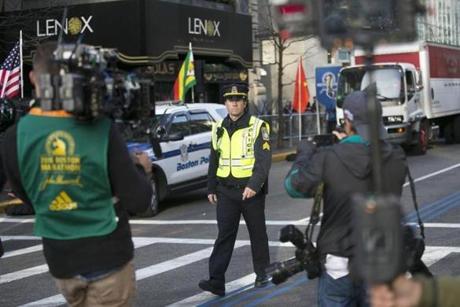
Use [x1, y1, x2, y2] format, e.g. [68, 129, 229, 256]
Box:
[258, 112, 327, 148]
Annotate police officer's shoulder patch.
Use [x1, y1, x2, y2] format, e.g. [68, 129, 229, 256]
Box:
[263, 141, 270, 151]
[261, 125, 269, 141]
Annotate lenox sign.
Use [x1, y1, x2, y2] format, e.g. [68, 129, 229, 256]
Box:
[36, 16, 94, 37]
[188, 17, 221, 37]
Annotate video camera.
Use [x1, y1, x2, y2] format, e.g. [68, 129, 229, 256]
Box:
[38, 43, 153, 122]
[266, 225, 321, 284]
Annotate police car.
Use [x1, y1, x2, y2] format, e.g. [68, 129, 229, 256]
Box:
[127, 102, 227, 217]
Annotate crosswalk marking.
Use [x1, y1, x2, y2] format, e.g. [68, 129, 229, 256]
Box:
[2, 244, 42, 258]
[0, 264, 49, 284]
[19, 242, 247, 307]
[9, 243, 454, 306]
[0, 217, 312, 226]
[1, 229, 459, 307]
[166, 246, 460, 306]
[167, 273, 256, 307]
[5, 218, 460, 229]
[423, 246, 460, 266]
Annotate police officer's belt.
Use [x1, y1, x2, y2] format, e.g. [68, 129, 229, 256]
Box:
[218, 181, 246, 189]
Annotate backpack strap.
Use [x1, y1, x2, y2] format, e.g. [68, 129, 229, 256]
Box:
[406, 166, 425, 239]
[305, 182, 323, 241]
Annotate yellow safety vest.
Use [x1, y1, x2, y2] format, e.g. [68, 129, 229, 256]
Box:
[211, 116, 269, 178]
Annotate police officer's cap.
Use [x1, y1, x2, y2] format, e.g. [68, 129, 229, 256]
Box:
[223, 83, 248, 99]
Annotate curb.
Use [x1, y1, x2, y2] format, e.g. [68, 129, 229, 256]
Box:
[272, 151, 296, 163]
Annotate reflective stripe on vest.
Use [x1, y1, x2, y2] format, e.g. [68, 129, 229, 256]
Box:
[211, 116, 267, 178]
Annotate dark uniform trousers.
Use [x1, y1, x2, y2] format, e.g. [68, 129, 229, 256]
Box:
[209, 184, 270, 284]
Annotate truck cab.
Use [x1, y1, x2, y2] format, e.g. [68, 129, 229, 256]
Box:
[336, 63, 428, 154]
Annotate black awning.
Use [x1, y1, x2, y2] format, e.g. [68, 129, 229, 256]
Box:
[2, 0, 252, 68]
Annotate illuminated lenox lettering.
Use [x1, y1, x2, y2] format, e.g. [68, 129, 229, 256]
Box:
[37, 16, 94, 37]
[188, 17, 221, 37]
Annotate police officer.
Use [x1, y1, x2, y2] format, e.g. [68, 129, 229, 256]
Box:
[198, 83, 272, 296]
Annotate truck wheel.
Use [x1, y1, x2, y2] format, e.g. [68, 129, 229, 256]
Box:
[412, 121, 429, 155]
[453, 116, 460, 143]
[137, 176, 160, 218]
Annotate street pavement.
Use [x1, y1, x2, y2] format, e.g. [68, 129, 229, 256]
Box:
[2, 142, 460, 306]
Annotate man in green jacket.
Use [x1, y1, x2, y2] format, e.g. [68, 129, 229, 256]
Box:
[371, 275, 460, 307]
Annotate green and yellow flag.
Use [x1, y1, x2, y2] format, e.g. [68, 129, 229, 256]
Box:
[173, 43, 196, 101]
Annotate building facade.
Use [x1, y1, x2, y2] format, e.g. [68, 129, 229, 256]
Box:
[417, 0, 460, 46]
[1, 0, 253, 103]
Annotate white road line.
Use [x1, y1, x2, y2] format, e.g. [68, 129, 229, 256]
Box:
[130, 219, 311, 226]
[0, 238, 158, 285]
[167, 245, 460, 306]
[0, 217, 459, 229]
[20, 243, 248, 307]
[403, 163, 460, 187]
[0, 218, 310, 226]
[13, 243, 460, 307]
[422, 246, 460, 266]
[1, 235, 39, 241]
[167, 273, 256, 307]
[0, 264, 49, 284]
[2, 244, 42, 258]
[417, 223, 460, 228]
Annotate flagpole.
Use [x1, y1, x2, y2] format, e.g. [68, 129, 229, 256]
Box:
[298, 58, 302, 141]
[19, 30, 24, 99]
[189, 42, 195, 103]
[315, 97, 321, 134]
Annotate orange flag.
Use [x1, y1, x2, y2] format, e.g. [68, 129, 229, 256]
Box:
[292, 58, 310, 113]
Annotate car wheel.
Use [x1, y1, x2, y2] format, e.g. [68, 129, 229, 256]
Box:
[137, 176, 159, 218]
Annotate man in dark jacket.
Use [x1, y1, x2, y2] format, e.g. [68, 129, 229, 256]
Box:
[1, 42, 153, 306]
[285, 91, 407, 306]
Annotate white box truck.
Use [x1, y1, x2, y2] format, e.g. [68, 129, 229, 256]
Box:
[336, 42, 460, 154]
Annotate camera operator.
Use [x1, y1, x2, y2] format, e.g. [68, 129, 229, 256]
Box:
[0, 41, 153, 306]
[370, 275, 460, 307]
[284, 90, 407, 306]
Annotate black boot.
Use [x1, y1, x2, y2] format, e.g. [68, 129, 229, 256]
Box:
[254, 275, 270, 288]
[198, 279, 225, 297]
[0, 239, 4, 258]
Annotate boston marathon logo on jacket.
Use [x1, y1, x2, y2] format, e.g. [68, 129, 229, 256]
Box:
[212, 116, 268, 178]
[17, 110, 117, 240]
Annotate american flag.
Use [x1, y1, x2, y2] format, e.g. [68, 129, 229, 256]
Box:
[0, 42, 21, 99]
